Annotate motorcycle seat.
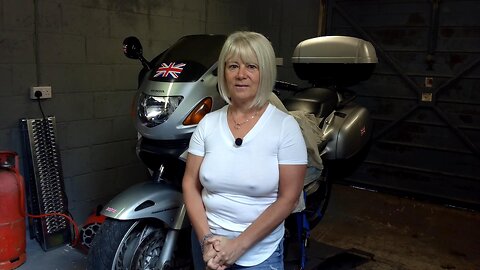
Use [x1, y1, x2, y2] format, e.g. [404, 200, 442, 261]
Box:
[283, 87, 338, 118]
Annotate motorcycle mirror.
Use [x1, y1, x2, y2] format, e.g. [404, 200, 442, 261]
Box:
[123, 36, 143, 59]
[123, 36, 152, 70]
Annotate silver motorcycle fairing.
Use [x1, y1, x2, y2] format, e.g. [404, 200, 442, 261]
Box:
[135, 64, 225, 141]
[101, 181, 189, 230]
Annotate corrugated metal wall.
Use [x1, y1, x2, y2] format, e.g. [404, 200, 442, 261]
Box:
[325, 0, 480, 209]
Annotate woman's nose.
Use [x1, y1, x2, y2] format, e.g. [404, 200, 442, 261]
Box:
[236, 66, 247, 78]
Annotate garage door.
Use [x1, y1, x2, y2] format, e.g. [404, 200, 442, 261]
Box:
[325, 0, 480, 209]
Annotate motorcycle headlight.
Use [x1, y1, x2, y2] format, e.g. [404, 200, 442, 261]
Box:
[137, 93, 183, 127]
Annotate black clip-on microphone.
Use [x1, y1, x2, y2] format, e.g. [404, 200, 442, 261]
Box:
[235, 138, 243, 147]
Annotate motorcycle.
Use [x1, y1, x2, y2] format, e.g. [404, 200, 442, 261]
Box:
[87, 34, 377, 270]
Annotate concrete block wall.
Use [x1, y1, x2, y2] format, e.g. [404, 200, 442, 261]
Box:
[0, 0, 319, 223]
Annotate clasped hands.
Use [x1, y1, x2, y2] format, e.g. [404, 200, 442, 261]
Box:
[202, 236, 242, 270]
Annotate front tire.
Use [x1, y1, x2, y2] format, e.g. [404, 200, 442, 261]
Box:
[87, 218, 191, 270]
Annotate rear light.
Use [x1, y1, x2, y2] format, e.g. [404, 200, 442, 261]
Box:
[183, 98, 212, 125]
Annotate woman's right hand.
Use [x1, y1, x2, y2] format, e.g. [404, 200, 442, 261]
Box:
[205, 236, 246, 269]
[203, 242, 218, 264]
[203, 240, 227, 270]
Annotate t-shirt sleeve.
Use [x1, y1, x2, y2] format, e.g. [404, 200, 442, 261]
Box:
[188, 116, 207, 157]
[278, 115, 308, 165]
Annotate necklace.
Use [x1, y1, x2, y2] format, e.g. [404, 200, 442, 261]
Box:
[231, 109, 258, 130]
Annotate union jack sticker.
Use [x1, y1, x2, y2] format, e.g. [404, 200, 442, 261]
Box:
[154, 62, 186, 79]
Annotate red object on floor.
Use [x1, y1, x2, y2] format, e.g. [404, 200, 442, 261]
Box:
[0, 151, 26, 270]
[78, 205, 106, 252]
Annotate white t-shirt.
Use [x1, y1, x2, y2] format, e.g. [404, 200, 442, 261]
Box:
[188, 103, 307, 266]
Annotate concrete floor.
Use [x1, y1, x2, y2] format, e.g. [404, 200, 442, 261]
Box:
[311, 184, 480, 270]
[17, 235, 86, 269]
[13, 184, 480, 270]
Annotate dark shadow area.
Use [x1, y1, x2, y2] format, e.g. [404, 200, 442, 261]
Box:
[286, 240, 374, 270]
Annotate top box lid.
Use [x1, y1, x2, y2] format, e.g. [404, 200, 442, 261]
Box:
[291, 36, 378, 64]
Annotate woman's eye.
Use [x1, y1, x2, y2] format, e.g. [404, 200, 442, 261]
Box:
[227, 64, 238, 70]
[247, 64, 258, 70]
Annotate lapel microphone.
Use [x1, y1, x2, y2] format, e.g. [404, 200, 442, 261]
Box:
[235, 138, 243, 147]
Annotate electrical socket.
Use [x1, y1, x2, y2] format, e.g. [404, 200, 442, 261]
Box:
[30, 86, 52, 99]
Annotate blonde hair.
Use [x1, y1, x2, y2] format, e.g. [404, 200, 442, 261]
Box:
[217, 31, 277, 109]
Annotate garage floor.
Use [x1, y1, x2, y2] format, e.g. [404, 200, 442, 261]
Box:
[310, 184, 480, 270]
[15, 184, 480, 270]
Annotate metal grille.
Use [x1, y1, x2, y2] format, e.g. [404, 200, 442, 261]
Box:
[20, 117, 71, 250]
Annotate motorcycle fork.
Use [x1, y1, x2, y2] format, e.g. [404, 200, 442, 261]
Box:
[156, 203, 189, 269]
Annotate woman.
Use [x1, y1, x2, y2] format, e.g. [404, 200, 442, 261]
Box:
[182, 31, 307, 269]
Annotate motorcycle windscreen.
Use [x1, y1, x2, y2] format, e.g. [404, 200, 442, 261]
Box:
[149, 35, 226, 83]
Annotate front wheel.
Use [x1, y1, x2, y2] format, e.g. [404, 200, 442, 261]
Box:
[87, 218, 191, 270]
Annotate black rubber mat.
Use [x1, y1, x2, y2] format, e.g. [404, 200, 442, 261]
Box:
[285, 240, 374, 270]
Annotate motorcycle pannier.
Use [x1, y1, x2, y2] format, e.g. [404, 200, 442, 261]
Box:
[288, 36, 378, 160]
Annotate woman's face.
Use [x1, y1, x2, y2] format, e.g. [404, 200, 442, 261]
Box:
[224, 55, 260, 105]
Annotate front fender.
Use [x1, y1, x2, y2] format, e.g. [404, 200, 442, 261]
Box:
[101, 181, 189, 229]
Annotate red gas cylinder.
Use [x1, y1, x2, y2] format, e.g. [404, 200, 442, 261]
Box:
[0, 151, 26, 270]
